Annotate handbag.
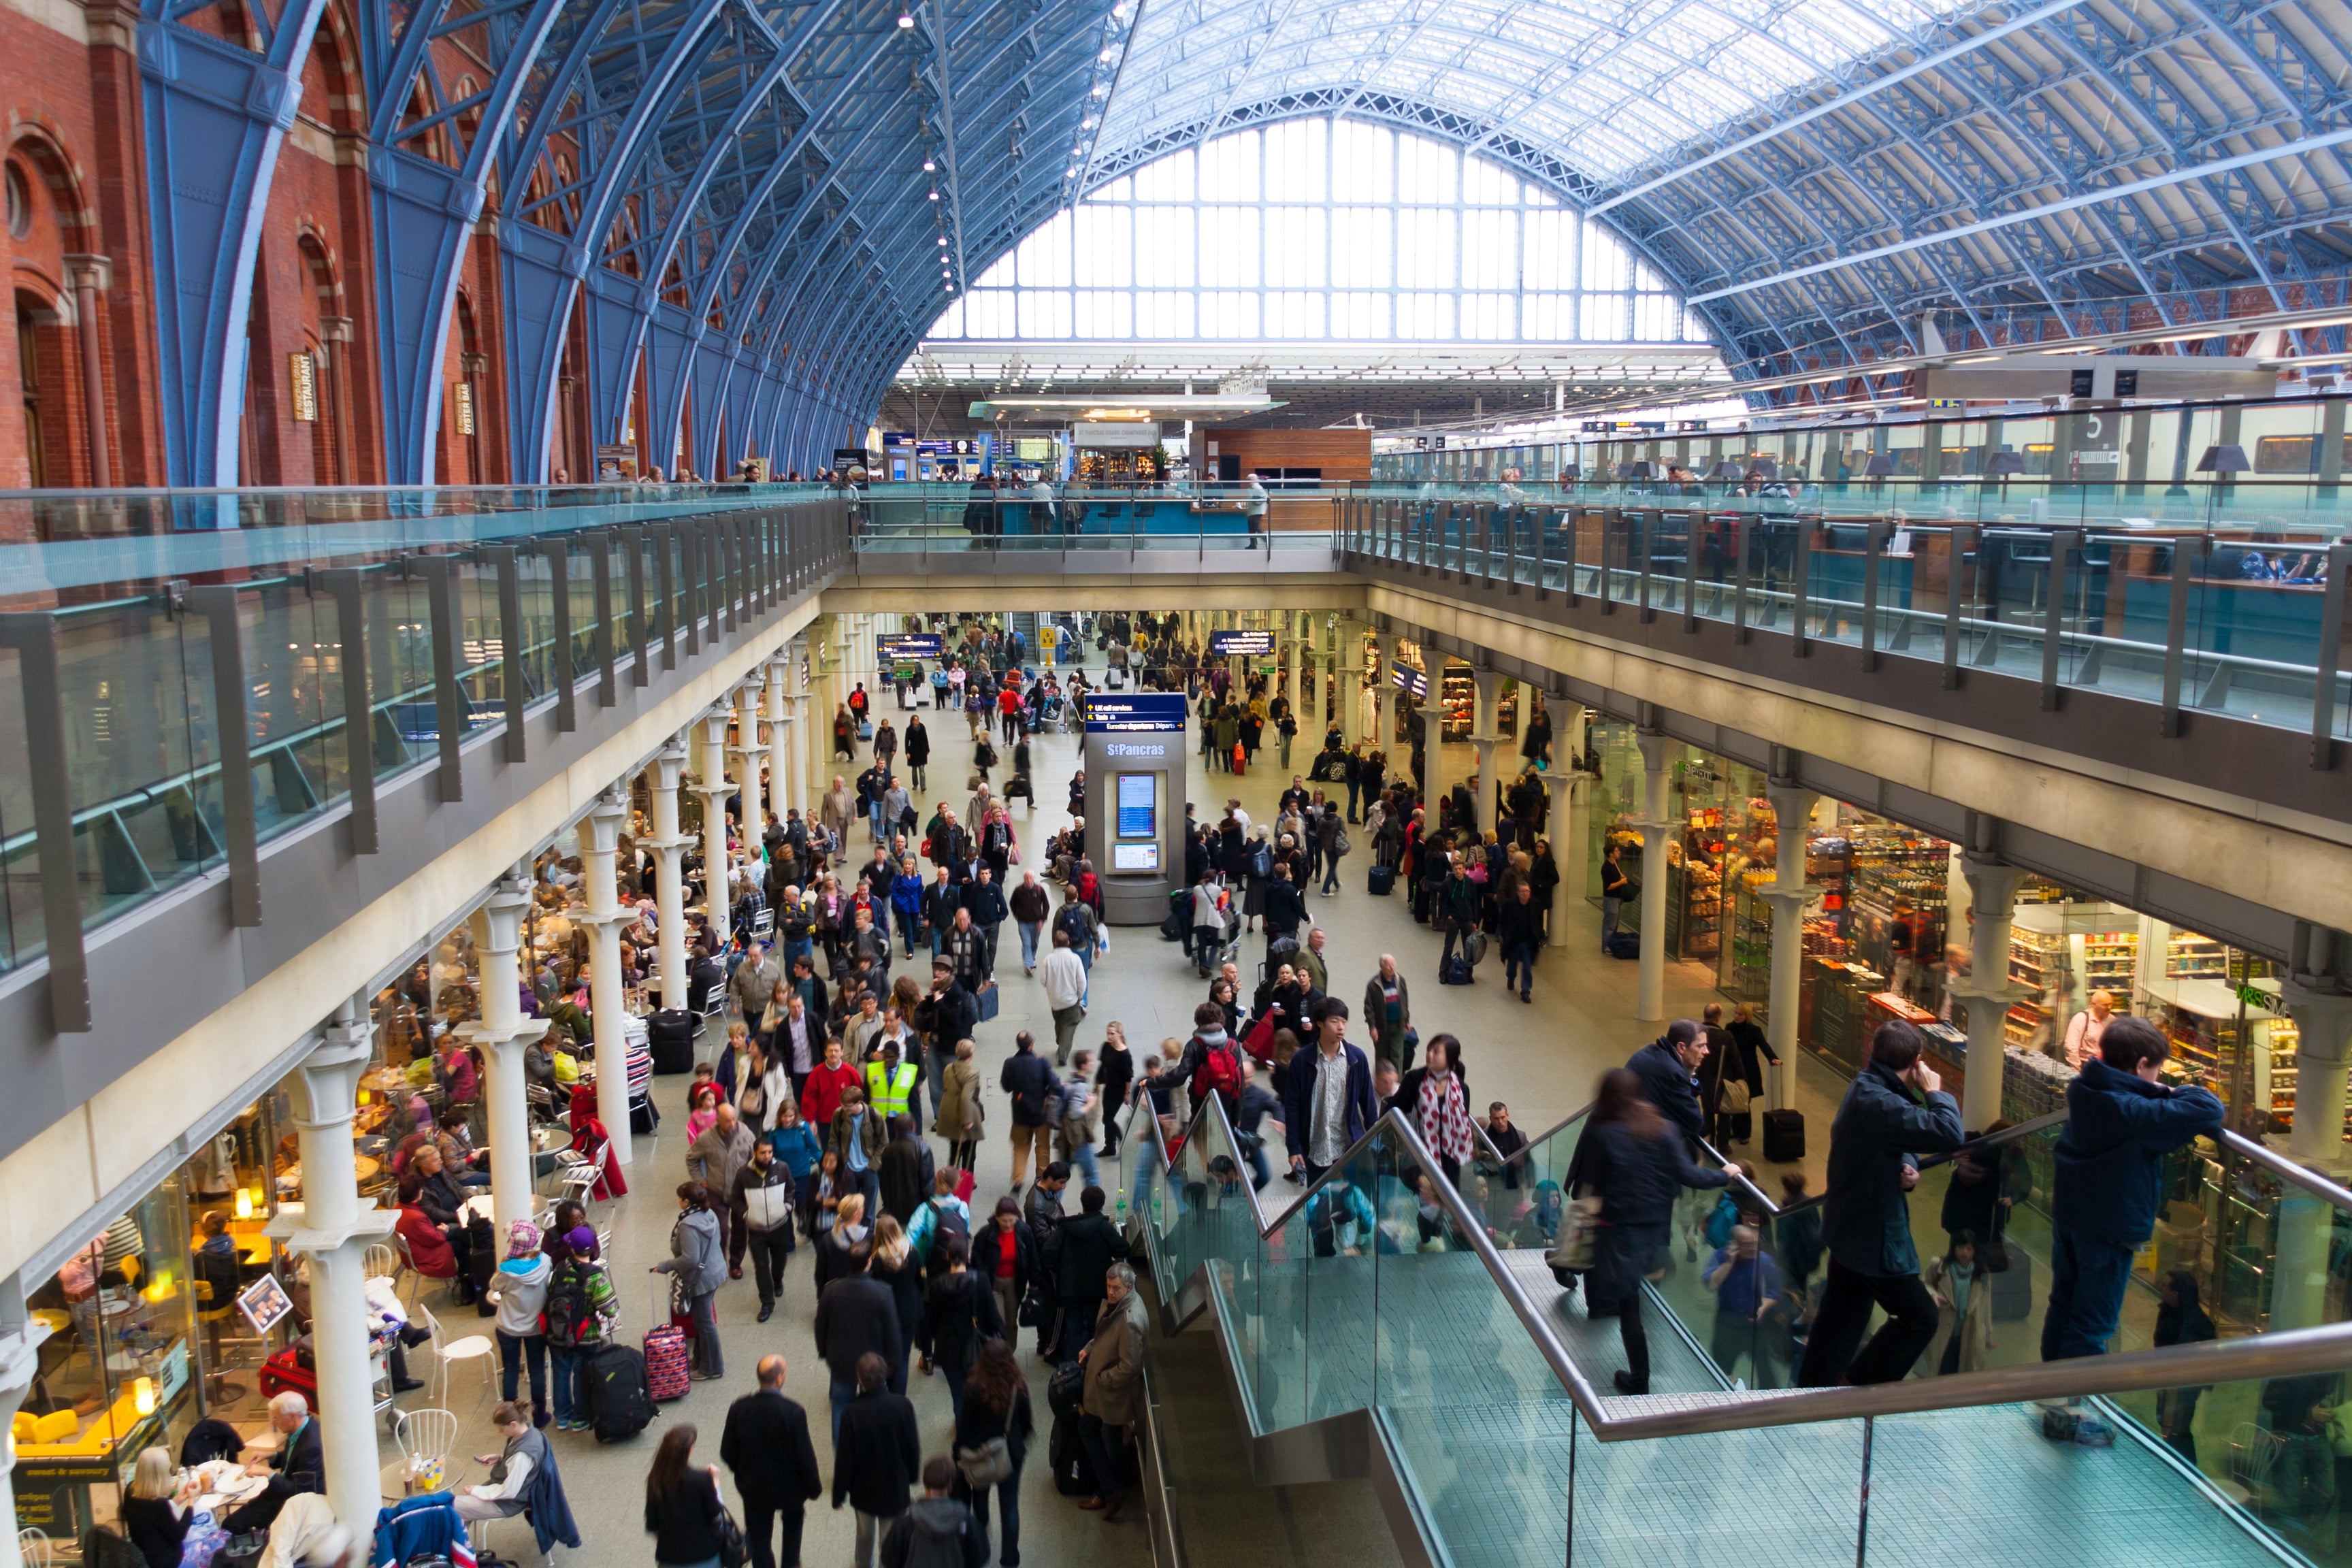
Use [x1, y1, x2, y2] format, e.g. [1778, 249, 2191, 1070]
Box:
[713, 1503, 750, 1568]
[1720, 1079, 1752, 1114]
[1548, 1194, 1603, 1273]
[956, 1436, 1015, 1489]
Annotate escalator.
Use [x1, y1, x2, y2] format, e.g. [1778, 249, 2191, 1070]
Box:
[1131, 1096, 2352, 1568]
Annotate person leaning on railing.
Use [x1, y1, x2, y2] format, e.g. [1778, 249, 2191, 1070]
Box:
[2042, 1016, 2222, 1362]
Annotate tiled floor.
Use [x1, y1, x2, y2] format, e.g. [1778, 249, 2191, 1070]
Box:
[374, 644, 2282, 1568]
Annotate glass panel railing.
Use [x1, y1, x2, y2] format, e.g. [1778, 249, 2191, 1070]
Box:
[1141, 1096, 2346, 1568]
[0, 491, 850, 972]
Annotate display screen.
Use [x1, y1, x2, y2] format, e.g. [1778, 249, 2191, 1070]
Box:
[1084, 693, 1189, 732]
[1112, 842, 1160, 871]
[1117, 774, 1156, 839]
[1209, 630, 1275, 655]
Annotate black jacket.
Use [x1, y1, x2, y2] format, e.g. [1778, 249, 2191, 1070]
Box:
[1626, 1039, 1708, 1146]
[813, 1276, 903, 1386]
[879, 1136, 934, 1224]
[1822, 1060, 1965, 1278]
[1262, 879, 1307, 937]
[970, 1221, 1036, 1302]
[646, 1470, 726, 1566]
[832, 1390, 921, 1516]
[1000, 1048, 1060, 1127]
[919, 1269, 1004, 1373]
[719, 1390, 823, 1510]
[953, 1384, 1034, 1474]
[1054, 1212, 1128, 1305]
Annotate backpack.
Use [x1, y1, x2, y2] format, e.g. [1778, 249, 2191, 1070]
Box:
[1194, 1042, 1242, 1107]
[544, 1263, 597, 1348]
[1054, 902, 1091, 948]
[1250, 842, 1273, 880]
[922, 1197, 970, 1264]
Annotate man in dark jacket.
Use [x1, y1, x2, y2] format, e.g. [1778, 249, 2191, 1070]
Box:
[961, 866, 1009, 980]
[1262, 864, 1308, 945]
[915, 960, 979, 1130]
[1281, 999, 1379, 1182]
[813, 1245, 902, 1441]
[1627, 1022, 1710, 1147]
[2043, 1017, 2223, 1360]
[721, 1354, 823, 1568]
[220, 1390, 324, 1533]
[1053, 1183, 1131, 1362]
[877, 1115, 934, 1226]
[1000, 1030, 1060, 1189]
[831, 1352, 920, 1568]
[1796, 1022, 1966, 1387]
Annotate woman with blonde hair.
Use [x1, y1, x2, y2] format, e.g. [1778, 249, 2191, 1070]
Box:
[869, 1213, 924, 1394]
[122, 1446, 208, 1568]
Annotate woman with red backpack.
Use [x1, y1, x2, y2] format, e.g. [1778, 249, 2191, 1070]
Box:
[1177, 1000, 1245, 1120]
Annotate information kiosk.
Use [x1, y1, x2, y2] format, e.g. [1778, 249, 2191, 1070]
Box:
[1081, 691, 1190, 924]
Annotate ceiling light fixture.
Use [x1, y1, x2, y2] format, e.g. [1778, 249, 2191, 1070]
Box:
[896, 10, 914, 27]
[922, 157, 936, 172]
[1098, 46, 1113, 60]
[928, 189, 939, 200]
[937, 236, 948, 246]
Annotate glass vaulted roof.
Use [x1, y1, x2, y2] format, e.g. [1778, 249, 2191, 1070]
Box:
[1098, 0, 1986, 186]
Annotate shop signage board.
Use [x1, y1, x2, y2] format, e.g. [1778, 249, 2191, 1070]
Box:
[877, 634, 944, 660]
[1071, 421, 1161, 448]
[1209, 630, 1275, 655]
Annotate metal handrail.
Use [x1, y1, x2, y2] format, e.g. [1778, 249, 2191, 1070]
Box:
[1137, 1085, 2352, 1446]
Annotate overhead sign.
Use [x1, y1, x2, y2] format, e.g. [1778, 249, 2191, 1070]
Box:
[1209, 630, 1275, 656]
[1083, 693, 1190, 733]
[877, 633, 944, 660]
[1072, 421, 1161, 449]
[1391, 664, 1428, 698]
[916, 438, 979, 456]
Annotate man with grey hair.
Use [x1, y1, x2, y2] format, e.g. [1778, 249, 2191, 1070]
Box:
[220, 1391, 323, 1533]
[1075, 1261, 1147, 1521]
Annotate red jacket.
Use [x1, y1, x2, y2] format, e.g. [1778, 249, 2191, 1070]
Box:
[802, 1061, 862, 1130]
[397, 1205, 457, 1278]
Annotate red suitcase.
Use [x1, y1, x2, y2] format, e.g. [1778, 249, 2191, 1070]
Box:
[644, 1286, 691, 1401]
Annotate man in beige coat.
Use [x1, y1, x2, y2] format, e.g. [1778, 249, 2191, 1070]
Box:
[1075, 1262, 1146, 1521]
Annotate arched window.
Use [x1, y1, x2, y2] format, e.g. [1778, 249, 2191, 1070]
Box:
[927, 120, 1707, 345]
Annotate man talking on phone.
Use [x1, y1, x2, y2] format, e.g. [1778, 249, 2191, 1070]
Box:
[1796, 1020, 1966, 1387]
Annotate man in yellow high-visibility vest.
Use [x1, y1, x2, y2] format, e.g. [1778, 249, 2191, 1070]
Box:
[864, 1038, 920, 1122]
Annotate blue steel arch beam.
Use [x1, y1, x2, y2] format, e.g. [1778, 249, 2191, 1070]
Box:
[140, 0, 333, 485]
[362, 0, 568, 483]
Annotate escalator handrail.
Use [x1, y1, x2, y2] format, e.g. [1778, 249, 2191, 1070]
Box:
[1137, 1088, 2352, 1444]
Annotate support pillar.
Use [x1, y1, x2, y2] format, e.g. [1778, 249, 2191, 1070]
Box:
[0, 1316, 49, 1568]
[1419, 699, 1448, 803]
[696, 702, 736, 943]
[578, 787, 635, 1168]
[270, 1003, 397, 1546]
[2276, 982, 2352, 1328]
[643, 738, 692, 1009]
[1950, 853, 2031, 1132]
[1470, 668, 1504, 832]
[1633, 729, 1673, 1023]
[764, 655, 791, 833]
[461, 874, 549, 1235]
[1544, 766, 1589, 947]
[1761, 782, 1820, 1111]
[1371, 661, 1390, 751]
[1340, 659, 1362, 748]
[727, 676, 767, 875]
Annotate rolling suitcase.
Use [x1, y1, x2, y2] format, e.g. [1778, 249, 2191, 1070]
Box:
[1367, 864, 1396, 896]
[1989, 1241, 2035, 1322]
[586, 1342, 654, 1441]
[643, 1287, 691, 1401]
[1762, 1109, 1805, 1163]
[1605, 932, 1640, 960]
[647, 1009, 697, 1074]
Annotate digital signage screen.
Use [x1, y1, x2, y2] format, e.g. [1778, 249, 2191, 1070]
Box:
[1083, 693, 1189, 732]
[1116, 774, 1156, 840]
[1209, 630, 1275, 656]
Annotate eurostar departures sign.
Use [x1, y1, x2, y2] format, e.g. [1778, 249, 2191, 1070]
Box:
[877, 634, 944, 660]
[1083, 693, 1190, 732]
[1209, 630, 1275, 656]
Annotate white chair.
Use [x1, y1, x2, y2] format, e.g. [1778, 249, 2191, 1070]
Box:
[363, 1243, 401, 1284]
[419, 1302, 497, 1408]
[18, 1526, 50, 1568]
[555, 1141, 608, 1212]
[396, 1407, 461, 1492]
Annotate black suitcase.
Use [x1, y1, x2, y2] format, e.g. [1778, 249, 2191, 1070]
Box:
[1605, 932, 1640, 960]
[1762, 1109, 1805, 1162]
[586, 1342, 655, 1441]
[1367, 864, 1396, 896]
[1989, 1241, 2035, 1322]
[647, 1009, 697, 1074]
[630, 1095, 659, 1135]
[1049, 1409, 1096, 1497]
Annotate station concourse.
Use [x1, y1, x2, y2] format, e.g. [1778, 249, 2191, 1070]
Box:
[2, 1, 2352, 1563]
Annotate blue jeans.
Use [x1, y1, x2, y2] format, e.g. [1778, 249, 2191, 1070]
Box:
[1017, 921, 1043, 969]
[829, 1375, 857, 1443]
[1069, 1138, 1100, 1191]
[1322, 855, 1343, 893]
[895, 904, 921, 956]
[870, 800, 886, 841]
[497, 1330, 546, 1409]
[784, 936, 813, 971]
[1504, 939, 1538, 997]
[1076, 945, 1094, 1005]
[549, 1343, 583, 1424]
[963, 1472, 1021, 1565]
[1599, 896, 1622, 949]
[2041, 1229, 2136, 1360]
